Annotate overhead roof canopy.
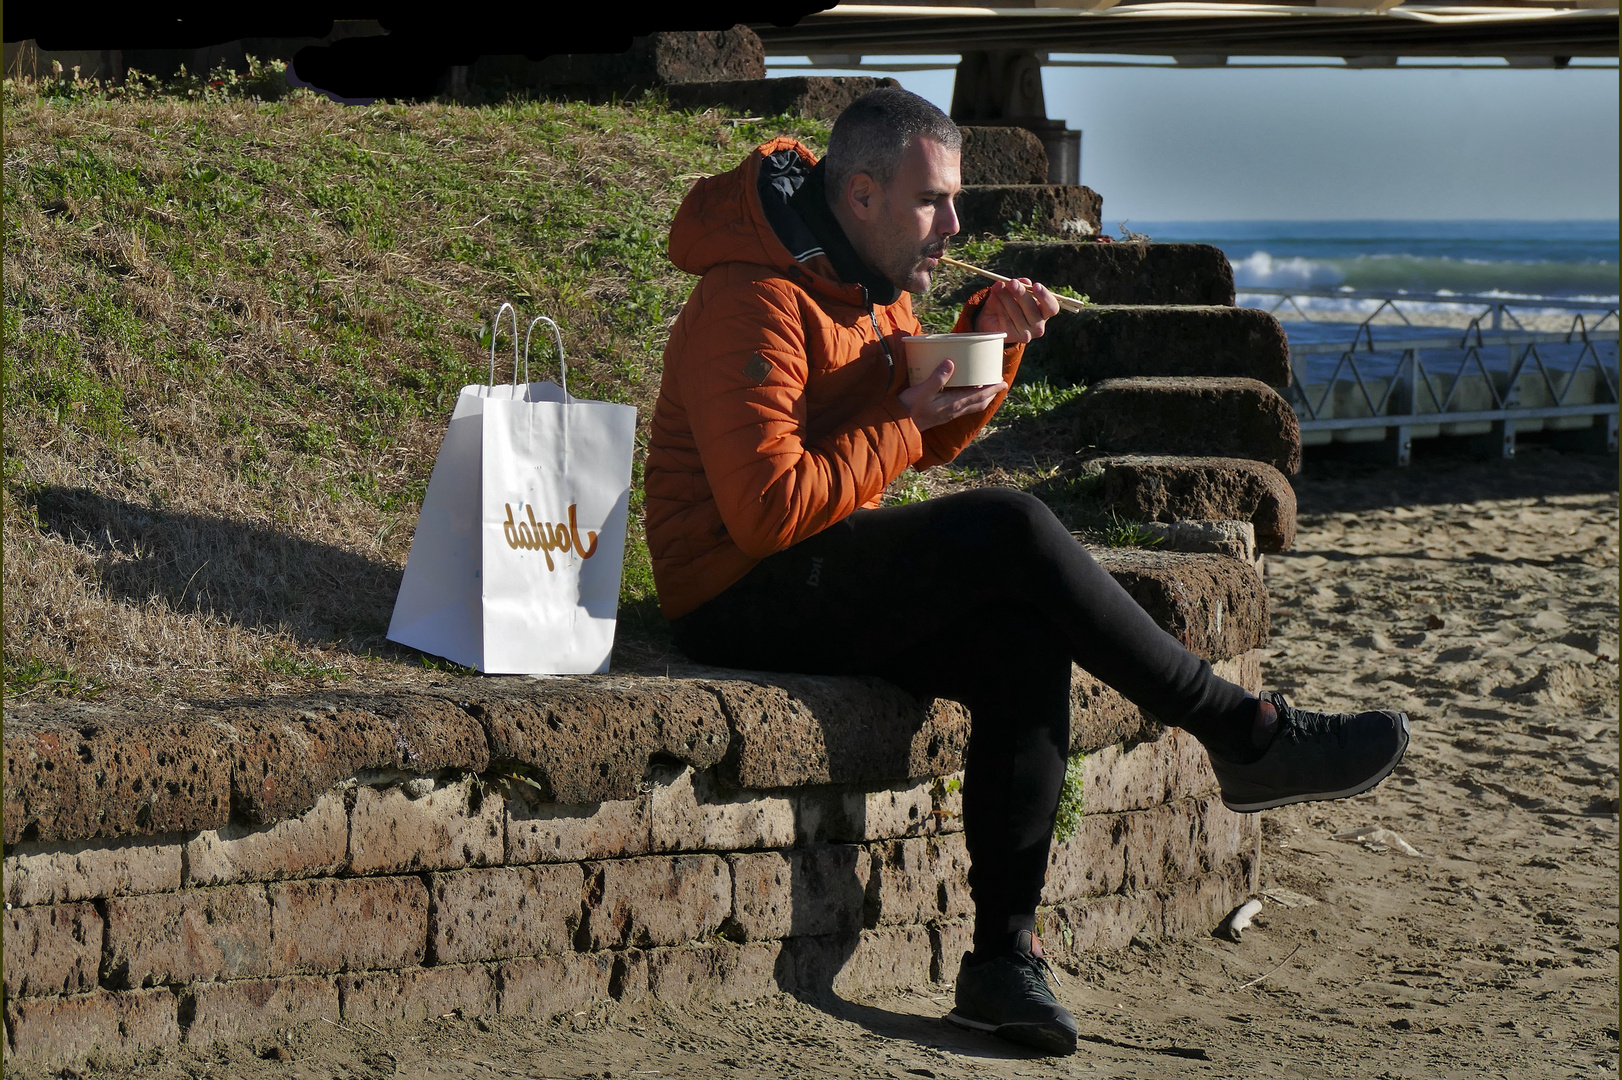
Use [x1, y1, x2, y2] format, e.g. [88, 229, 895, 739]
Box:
[753, 1, 1620, 61]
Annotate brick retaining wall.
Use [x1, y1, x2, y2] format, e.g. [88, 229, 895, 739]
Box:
[3, 651, 1260, 1075]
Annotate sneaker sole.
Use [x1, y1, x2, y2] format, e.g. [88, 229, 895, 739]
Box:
[944, 1010, 1078, 1056]
[1221, 713, 1410, 813]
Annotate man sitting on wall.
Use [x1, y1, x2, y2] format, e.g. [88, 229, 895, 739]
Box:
[644, 87, 1408, 1055]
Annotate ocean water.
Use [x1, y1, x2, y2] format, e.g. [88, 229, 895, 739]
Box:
[1127, 220, 1620, 300]
[1126, 220, 1620, 380]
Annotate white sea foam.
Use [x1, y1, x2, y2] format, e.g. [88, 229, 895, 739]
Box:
[1231, 251, 1342, 289]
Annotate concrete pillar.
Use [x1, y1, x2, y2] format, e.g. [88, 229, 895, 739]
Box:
[950, 50, 1082, 185]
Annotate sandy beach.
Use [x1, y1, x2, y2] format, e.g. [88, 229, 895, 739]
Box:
[99, 444, 1621, 1080]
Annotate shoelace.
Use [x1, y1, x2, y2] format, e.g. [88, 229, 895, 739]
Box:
[1268, 693, 1354, 749]
[1017, 950, 1063, 991]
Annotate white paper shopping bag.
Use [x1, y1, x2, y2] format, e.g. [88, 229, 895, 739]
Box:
[387, 305, 637, 674]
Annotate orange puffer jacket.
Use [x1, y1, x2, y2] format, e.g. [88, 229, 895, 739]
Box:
[645, 137, 1024, 619]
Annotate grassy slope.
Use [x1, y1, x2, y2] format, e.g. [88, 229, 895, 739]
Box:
[2, 79, 1130, 705]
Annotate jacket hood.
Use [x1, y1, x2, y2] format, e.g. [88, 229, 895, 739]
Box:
[668, 137, 817, 280]
[668, 139, 901, 307]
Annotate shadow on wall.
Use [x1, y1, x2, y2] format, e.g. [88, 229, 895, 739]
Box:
[25, 486, 404, 651]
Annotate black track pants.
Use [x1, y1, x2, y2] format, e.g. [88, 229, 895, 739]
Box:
[669, 487, 1253, 944]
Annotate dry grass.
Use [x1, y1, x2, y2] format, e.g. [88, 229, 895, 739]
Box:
[2, 84, 836, 703]
[2, 80, 1114, 706]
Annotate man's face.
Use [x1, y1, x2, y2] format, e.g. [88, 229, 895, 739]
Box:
[850, 136, 962, 294]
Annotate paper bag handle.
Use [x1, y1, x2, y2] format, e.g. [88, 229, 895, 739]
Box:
[523, 316, 569, 399]
[487, 302, 525, 387]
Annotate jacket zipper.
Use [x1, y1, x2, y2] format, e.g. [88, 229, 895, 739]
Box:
[861, 285, 897, 388]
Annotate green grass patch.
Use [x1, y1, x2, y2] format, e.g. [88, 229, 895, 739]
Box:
[1053, 752, 1087, 843]
[3, 653, 108, 700]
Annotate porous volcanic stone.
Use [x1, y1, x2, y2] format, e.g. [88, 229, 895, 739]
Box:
[1068, 666, 1160, 754]
[5, 988, 178, 1073]
[581, 855, 731, 951]
[649, 765, 797, 852]
[506, 794, 651, 865]
[339, 964, 496, 1027]
[931, 920, 974, 982]
[725, 846, 869, 941]
[102, 884, 274, 988]
[182, 975, 338, 1047]
[268, 876, 428, 975]
[705, 674, 970, 790]
[1097, 454, 1298, 553]
[466, 677, 730, 805]
[1024, 306, 1290, 386]
[349, 776, 504, 875]
[507, 27, 765, 94]
[1089, 548, 1269, 662]
[993, 242, 1236, 306]
[1039, 856, 1255, 961]
[498, 952, 625, 1019]
[216, 692, 489, 826]
[1080, 728, 1220, 816]
[3, 901, 101, 998]
[666, 76, 900, 122]
[959, 126, 1049, 185]
[4, 834, 182, 906]
[646, 941, 788, 1005]
[1076, 377, 1302, 474]
[429, 865, 584, 965]
[955, 185, 1102, 238]
[785, 926, 935, 997]
[1042, 794, 1256, 904]
[792, 772, 964, 845]
[867, 834, 972, 926]
[3, 708, 230, 845]
[184, 791, 347, 887]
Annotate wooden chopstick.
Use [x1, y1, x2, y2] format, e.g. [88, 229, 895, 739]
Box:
[936, 254, 1087, 313]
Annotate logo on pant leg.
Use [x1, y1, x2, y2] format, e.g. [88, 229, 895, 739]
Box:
[807, 556, 823, 587]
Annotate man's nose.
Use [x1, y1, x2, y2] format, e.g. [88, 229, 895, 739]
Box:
[939, 196, 960, 238]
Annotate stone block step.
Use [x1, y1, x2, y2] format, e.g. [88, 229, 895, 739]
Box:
[1076, 377, 1302, 474]
[955, 184, 1102, 238]
[5, 640, 1265, 849]
[1089, 549, 1268, 663]
[1023, 305, 1290, 386]
[959, 126, 1049, 185]
[666, 75, 898, 122]
[994, 241, 1236, 306]
[1095, 454, 1298, 553]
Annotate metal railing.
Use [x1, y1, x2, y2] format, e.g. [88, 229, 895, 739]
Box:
[1283, 324, 1619, 465]
[1241, 286, 1619, 335]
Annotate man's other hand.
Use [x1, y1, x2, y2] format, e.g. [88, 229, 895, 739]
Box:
[973, 277, 1061, 343]
[898, 359, 1007, 432]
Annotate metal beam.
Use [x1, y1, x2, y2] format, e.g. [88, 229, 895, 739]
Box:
[752, 4, 1619, 59]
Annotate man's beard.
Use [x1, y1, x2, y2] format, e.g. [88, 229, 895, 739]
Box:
[892, 241, 949, 294]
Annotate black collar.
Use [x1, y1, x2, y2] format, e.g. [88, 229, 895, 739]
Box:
[789, 160, 902, 308]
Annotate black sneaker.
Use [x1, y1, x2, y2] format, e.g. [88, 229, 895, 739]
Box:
[1210, 691, 1410, 812]
[944, 931, 1078, 1055]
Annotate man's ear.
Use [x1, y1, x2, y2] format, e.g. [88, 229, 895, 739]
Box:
[845, 172, 877, 220]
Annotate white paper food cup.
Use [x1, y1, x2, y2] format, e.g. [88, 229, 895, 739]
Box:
[902, 332, 1007, 388]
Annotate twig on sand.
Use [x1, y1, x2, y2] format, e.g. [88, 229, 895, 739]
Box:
[321, 1014, 384, 1039]
[1234, 943, 1304, 991]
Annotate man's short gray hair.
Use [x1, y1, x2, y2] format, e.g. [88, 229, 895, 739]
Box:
[824, 87, 961, 205]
